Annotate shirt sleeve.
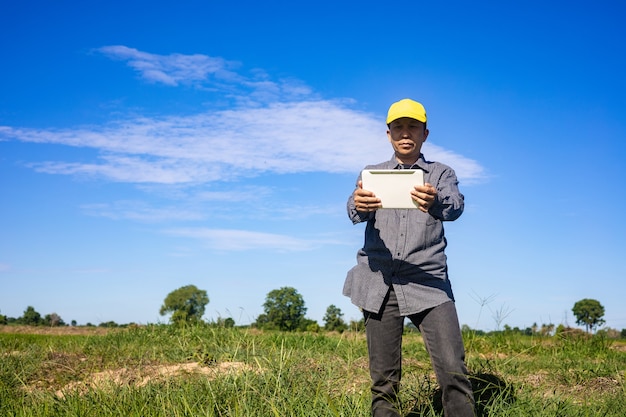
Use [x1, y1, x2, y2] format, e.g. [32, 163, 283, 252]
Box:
[347, 193, 373, 224]
[347, 173, 372, 224]
[428, 166, 464, 221]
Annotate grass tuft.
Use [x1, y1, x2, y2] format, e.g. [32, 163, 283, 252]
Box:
[1, 325, 624, 416]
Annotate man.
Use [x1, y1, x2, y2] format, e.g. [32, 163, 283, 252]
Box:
[343, 99, 475, 416]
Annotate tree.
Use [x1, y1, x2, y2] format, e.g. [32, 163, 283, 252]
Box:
[349, 318, 365, 332]
[572, 298, 605, 333]
[300, 318, 320, 332]
[160, 285, 209, 325]
[323, 304, 347, 332]
[539, 323, 555, 337]
[21, 306, 42, 325]
[259, 286, 307, 331]
[216, 317, 235, 328]
[43, 313, 65, 327]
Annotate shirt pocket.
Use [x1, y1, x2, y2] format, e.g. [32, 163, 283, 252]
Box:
[408, 211, 442, 251]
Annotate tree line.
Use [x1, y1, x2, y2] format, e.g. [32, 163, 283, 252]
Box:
[159, 285, 357, 332]
[0, 285, 360, 332]
[2, 286, 620, 337]
[0, 306, 68, 327]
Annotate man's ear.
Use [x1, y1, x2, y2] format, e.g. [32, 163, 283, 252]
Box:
[423, 128, 429, 141]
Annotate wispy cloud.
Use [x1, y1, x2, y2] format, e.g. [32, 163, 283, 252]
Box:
[79, 188, 335, 223]
[95, 45, 312, 102]
[164, 228, 320, 252]
[96, 45, 237, 87]
[1, 46, 487, 186]
[426, 143, 486, 185]
[80, 201, 206, 222]
[2, 104, 485, 184]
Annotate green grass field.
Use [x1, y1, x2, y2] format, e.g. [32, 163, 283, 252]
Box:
[1, 324, 624, 416]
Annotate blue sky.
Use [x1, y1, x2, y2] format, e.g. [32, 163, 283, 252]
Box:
[1, 1, 625, 331]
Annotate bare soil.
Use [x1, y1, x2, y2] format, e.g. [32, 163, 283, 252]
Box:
[1, 325, 113, 336]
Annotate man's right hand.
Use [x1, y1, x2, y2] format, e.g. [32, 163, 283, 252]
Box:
[354, 180, 382, 212]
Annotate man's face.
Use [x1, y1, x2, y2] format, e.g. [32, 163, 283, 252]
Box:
[387, 117, 429, 163]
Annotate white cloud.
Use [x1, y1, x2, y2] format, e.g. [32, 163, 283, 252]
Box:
[79, 188, 335, 223]
[81, 201, 206, 222]
[96, 45, 236, 87]
[2, 101, 485, 184]
[425, 143, 487, 185]
[164, 228, 319, 252]
[0, 46, 487, 186]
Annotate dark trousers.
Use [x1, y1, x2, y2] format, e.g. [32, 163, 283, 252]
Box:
[364, 288, 475, 417]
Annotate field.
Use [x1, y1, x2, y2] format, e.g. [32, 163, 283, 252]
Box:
[1, 324, 624, 416]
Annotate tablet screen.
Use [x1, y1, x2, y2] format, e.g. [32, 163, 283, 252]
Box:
[361, 169, 424, 209]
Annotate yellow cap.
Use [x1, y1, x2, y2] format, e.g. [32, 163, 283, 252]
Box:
[386, 99, 427, 124]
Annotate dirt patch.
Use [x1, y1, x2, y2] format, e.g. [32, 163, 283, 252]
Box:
[1, 325, 113, 336]
[611, 341, 626, 352]
[54, 361, 260, 398]
[521, 371, 623, 400]
[564, 376, 623, 398]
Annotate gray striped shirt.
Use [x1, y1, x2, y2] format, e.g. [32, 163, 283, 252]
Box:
[343, 154, 464, 315]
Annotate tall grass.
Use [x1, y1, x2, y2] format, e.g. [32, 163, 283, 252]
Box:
[1, 325, 624, 416]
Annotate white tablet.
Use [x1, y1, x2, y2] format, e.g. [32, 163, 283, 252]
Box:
[361, 169, 424, 209]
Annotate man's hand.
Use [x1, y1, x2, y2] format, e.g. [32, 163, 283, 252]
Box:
[354, 180, 382, 212]
[411, 183, 437, 213]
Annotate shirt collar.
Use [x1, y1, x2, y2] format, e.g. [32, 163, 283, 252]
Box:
[389, 154, 429, 172]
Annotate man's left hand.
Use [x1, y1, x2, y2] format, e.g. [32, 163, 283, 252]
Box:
[411, 183, 437, 213]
